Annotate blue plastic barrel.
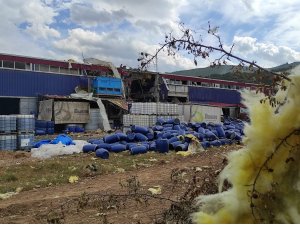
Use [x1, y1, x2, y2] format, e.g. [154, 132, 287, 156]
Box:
[163, 127, 173, 131]
[110, 144, 126, 153]
[201, 141, 211, 149]
[156, 139, 169, 153]
[210, 140, 222, 147]
[154, 131, 163, 139]
[91, 139, 104, 145]
[35, 129, 46, 135]
[175, 142, 189, 151]
[197, 127, 205, 134]
[170, 140, 183, 150]
[168, 136, 179, 145]
[83, 144, 98, 153]
[211, 129, 219, 137]
[234, 134, 242, 141]
[205, 131, 218, 141]
[95, 148, 109, 159]
[141, 142, 150, 150]
[47, 128, 55, 135]
[119, 140, 128, 145]
[104, 134, 120, 143]
[75, 126, 85, 133]
[134, 133, 148, 142]
[131, 125, 149, 135]
[200, 122, 207, 128]
[130, 145, 147, 155]
[67, 124, 76, 132]
[225, 130, 236, 139]
[149, 142, 156, 151]
[88, 138, 97, 143]
[219, 138, 231, 145]
[153, 125, 164, 131]
[127, 143, 137, 150]
[173, 125, 181, 131]
[47, 121, 55, 128]
[156, 118, 166, 125]
[116, 132, 127, 141]
[97, 143, 111, 151]
[146, 132, 154, 140]
[163, 123, 174, 128]
[162, 132, 173, 139]
[126, 133, 136, 142]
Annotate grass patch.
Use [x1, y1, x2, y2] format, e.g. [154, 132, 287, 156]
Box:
[0, 172, 18, 182]
[0, 150, 180, 194]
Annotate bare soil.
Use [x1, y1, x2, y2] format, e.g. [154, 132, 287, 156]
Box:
[0, 144, 242, 224]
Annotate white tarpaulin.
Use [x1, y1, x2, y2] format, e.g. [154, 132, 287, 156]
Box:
[54, 101, 90, 124]
[38, 99, 53, 121]
[190, 105, 222, 123]
[31, 140, 88, 159]
[96, 98, 111, 131]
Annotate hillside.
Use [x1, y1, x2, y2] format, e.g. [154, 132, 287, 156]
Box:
[171, 62, 300, 84]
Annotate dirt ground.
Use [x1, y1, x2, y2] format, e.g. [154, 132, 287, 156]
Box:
[0, 144, 242, 224]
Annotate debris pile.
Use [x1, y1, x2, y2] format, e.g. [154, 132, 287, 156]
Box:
[83, 117, 244, 159]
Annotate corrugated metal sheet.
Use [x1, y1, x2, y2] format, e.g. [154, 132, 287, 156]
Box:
[188, 86, 241, 104]
[0, 68, 89, 97]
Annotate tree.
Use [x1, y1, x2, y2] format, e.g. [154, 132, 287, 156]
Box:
[138, 22, 290, 85]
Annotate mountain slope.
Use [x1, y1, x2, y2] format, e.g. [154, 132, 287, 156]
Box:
[171, 62, 300, 84]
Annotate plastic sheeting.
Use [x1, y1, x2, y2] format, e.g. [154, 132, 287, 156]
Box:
[31, 140, 88, 159]
[96, 98, 111, 131]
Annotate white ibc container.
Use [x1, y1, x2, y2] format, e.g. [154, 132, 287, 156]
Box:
[0, 135, 17, 150]
[85, 108, 101, 131]
[17, 133, 34, 150]
[0, 115, 17, 133]
[17, 115, 35, 132]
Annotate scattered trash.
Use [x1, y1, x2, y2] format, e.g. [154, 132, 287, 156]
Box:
[0, 187, 23, 200]
[68, 176, 79, 183]
[115, 167, 125, 173]
[148, 185, 162, 195]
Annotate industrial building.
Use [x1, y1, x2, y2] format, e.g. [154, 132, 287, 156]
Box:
[0, 52, 261, 130]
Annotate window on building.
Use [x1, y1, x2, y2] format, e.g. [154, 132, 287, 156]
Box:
[60, 67, 69, 74]
[15, 61, 26, 70]
[50, 66, 59, 73]
[3, 60, 14, 69]
[70, 68, 79, 75]
[34, 64, 40, 71]
[40, 64, 49, 72]
[25, 63, 31, 70]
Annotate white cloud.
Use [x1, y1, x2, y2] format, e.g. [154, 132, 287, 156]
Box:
[70, 3, 132, 27]
[233, 36, 300, 67]
[53, 27, 196, 72]
[0, 0, 300, 73]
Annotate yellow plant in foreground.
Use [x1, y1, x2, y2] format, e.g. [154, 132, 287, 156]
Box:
[193, 73, 300, 223]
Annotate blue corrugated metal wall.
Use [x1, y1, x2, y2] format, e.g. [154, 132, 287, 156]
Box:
[188, 86, 241, 104]
[0, 69, 89, 97]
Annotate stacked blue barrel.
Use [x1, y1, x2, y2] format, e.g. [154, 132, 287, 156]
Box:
[64, 124, 85, 133]
[17, 115, 35, 151]
[82, 116, 245, 159]
[35, 120, 55, 135]
[0, 115, 17, 150]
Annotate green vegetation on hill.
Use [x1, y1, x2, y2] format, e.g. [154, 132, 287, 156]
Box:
[171, 62, 300, 84]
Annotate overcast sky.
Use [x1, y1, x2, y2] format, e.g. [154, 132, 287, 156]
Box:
[1, 0, 300, 72]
